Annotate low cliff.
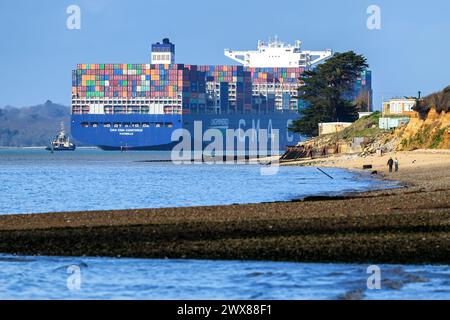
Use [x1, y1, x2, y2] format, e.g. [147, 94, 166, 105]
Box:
[398, 108, 450, 150]
[288, 108, 449, 161]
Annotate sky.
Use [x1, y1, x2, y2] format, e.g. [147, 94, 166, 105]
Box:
[0, 0, 449, 110]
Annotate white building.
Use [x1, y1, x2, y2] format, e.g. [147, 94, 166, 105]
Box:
[383, 98, 416, 116]
[318, 122, 353, 136]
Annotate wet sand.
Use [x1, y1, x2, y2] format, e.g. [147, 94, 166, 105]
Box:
[0, 150, 449, 263]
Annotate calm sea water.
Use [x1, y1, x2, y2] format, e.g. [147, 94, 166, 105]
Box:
[1, 148, 448, 300]
[0, 148, 394, 215]
[0, 254, 448, 300]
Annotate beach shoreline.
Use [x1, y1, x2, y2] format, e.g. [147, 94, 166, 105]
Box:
[0, 149, 449, 264]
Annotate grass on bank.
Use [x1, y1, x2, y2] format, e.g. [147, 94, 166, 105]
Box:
[336, 111, 388, 141]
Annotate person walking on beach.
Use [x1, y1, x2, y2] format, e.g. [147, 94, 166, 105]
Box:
[394, 158, 399, 172]
[387, 157, 394, 173]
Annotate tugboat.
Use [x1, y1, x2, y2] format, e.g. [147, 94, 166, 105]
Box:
[46, 122, 76, 152]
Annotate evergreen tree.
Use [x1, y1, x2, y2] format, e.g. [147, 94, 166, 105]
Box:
[290, 51, 368, 136]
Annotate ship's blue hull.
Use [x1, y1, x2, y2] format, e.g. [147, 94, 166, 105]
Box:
[71, 112, 302, 152]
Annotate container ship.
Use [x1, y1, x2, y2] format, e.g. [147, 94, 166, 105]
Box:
[71, 37, 372, 153]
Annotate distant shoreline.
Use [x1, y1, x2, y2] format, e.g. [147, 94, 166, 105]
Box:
[0, 149, 448, 264]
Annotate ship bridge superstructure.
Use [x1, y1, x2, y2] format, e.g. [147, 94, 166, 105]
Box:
[224, 36, 332, 69]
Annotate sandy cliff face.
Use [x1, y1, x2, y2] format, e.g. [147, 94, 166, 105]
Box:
[397, 108, 450, 150]
[290, 109, 449, 159]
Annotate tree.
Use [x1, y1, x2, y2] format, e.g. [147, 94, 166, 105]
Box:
[289, 51, 369, 136]
[420, 86, 450, 113]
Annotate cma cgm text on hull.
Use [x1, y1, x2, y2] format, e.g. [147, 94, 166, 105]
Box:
[70, 37, 372, 151]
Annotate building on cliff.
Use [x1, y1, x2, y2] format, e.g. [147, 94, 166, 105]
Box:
[382, 98, 416, 116]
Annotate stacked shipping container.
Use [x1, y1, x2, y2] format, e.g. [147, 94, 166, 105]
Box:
[353, 69, 373, 111]
[72, 64, 206, 115]
[72, 63, 152, 99]
[245, 67, 304, 110]
[181, 65, 207, 114]
[246, 67, 304, 84]
[198, 65, 252, 113]
[72, 62, 370, 114]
